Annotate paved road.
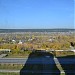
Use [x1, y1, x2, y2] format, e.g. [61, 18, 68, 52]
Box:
[0, 70, 20, 73]
[0, 57, 60, 64]
[0, 52, 60, 75]
[0, 58, 27, 64]
[0, 51, 75, 75]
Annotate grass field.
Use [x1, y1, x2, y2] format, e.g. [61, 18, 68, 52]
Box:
[0, 72, 20, 75]
[5, 51, 32, 58]
[0, 72, 65, 75]
[0, 64, 23, 70]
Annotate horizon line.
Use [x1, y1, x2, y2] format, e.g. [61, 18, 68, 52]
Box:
[0, 28, 75, 30]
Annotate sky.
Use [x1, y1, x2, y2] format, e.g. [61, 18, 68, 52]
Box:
[0, 0, 74, 29]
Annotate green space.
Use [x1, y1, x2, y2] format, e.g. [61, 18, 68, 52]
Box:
[0, 72, 20, 75]
[0, 72, 65, 75]
[5, 50, 32, 58]
[2, 50, 75, 58]
[55, 51, 75, 57]
[0, 64, 23, 70]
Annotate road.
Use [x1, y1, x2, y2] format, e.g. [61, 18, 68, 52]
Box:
[0, 58, 27, 64]
[0, 70, 20, 73]
[0, 52, 61, 75]
[0, 51, 75, 75]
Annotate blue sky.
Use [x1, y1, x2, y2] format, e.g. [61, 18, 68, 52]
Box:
[0, 0, 74, 29]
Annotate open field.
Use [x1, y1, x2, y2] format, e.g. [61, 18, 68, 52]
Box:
[0, 64, 23, 70]
[0, 72, 65, 75]
[0, 72, 20, 75]
[5, 53, 29, 58]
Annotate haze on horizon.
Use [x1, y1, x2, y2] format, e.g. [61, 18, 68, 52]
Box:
[0, 0, 74, 29]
